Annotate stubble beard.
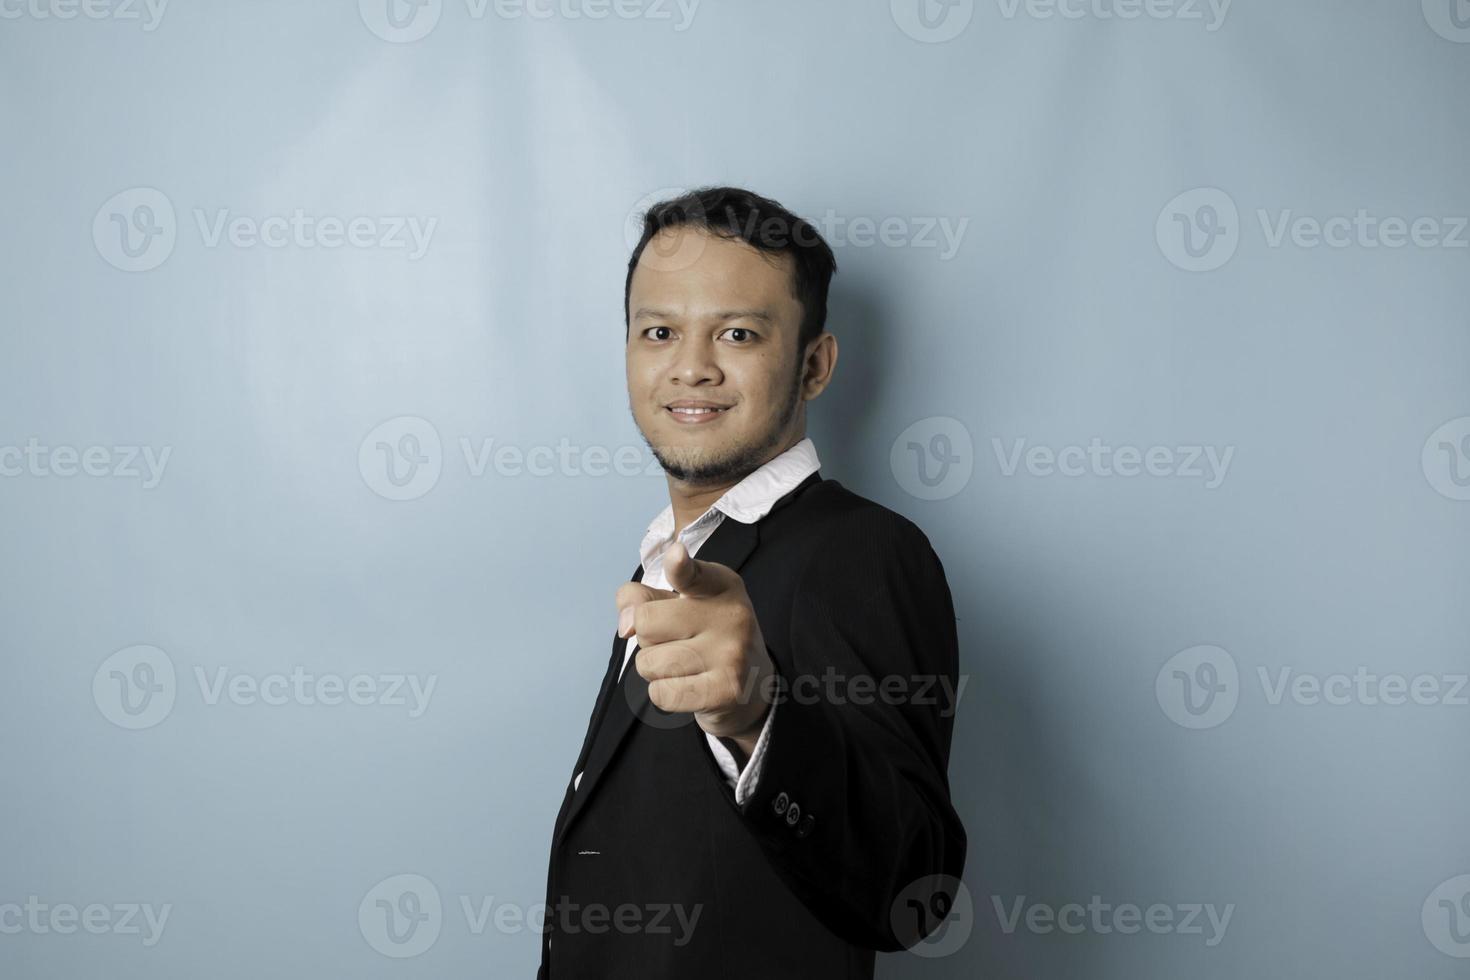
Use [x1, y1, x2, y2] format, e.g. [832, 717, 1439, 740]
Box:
[637, 366, 804, 487]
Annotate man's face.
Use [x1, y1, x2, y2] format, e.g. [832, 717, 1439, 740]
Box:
[626, 227, 808, 486]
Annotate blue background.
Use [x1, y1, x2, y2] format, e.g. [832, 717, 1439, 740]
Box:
[2, 1, 1467, 977]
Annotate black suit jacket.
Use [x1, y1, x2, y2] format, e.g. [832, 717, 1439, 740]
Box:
[539, 472, 967, 979]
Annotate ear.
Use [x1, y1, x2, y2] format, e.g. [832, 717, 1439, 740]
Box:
[800, 331, 839, 400]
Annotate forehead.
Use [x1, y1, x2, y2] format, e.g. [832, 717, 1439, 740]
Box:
[629, 227, 801, 325]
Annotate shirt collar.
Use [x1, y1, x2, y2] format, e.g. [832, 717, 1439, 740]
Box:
[639, 437, 821, 566]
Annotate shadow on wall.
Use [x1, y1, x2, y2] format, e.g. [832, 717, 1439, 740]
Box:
[813, 280, 1142, 979]
[808, 278, 891, 488]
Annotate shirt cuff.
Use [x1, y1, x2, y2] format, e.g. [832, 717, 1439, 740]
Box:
[703, 703, 777, 806]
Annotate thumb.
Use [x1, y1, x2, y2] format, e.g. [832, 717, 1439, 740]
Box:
[663, 540, 728, 598]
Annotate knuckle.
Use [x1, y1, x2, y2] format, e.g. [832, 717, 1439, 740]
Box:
[722, 603, 751, 635]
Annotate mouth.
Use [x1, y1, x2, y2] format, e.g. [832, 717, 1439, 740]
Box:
[664, 400, 733, 425]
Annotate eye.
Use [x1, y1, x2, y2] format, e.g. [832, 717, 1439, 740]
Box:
[643, 326, 674, 341]
[721, 327, 756, 343]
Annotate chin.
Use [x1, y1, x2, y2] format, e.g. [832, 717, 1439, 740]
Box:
[657, 431, 782, 486]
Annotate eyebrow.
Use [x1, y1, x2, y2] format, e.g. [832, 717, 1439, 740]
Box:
[632, 307, 775, 325]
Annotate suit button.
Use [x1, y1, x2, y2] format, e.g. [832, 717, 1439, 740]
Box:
[785, 802, 801, 826]
[772, 792, 790, 815]
[795, 813, 815, 838]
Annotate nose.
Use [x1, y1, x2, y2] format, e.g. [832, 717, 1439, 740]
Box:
[668, 331, 722, 388]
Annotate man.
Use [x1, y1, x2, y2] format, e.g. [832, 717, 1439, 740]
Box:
[538, 187, 967, 979]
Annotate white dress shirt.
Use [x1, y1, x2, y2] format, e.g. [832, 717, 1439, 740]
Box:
[573, 437, 821, 806]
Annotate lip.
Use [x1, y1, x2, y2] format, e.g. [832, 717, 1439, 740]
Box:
[664, 400, 732, 424]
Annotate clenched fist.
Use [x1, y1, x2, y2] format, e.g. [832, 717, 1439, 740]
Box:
[617, 541, 774, 752]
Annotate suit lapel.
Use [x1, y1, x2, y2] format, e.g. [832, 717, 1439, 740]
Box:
[552, 564, 643, 844]
[554, 514, 762, 846]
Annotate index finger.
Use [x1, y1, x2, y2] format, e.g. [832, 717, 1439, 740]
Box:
[662, 541, 735, 598]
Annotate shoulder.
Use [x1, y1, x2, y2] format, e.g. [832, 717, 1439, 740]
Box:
[780, 477, 935, 545]
[772, 478, 947, 592]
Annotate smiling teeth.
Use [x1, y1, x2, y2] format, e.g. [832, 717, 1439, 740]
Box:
[672, 407, 723, 414]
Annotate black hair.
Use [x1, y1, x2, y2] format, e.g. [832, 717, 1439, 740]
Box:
[624, 186, 837, 353]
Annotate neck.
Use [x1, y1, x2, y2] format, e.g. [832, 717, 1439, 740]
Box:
[666, 430, 805, 536]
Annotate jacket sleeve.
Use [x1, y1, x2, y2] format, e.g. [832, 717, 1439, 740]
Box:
[733, 506, 968, 951]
